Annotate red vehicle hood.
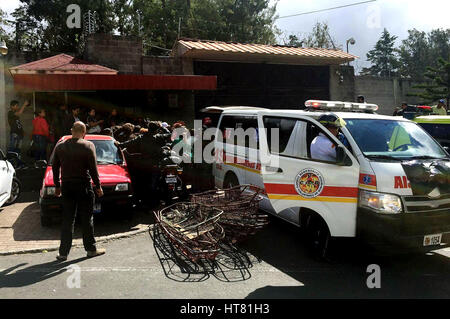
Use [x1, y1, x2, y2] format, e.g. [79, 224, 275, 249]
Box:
[43, 164, 131, 187]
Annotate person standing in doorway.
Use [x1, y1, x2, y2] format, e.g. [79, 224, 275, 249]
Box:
[7, 99, 29, 155]
[52, 121, 105, 261]
[31, 109, 50, 161]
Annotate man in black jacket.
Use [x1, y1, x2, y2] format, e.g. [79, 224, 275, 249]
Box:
[52, 121, 105, 261]
[116, 121, 171, 202]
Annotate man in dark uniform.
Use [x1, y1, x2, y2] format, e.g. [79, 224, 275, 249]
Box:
[52, 121, 105, 261]
[117, 121, 171, 203]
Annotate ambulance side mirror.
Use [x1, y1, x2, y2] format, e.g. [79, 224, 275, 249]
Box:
[336, 145, 351, 166]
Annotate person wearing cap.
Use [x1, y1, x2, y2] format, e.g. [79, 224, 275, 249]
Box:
[432, 99, 447, 115]
[311, 114, 347, 162]
[357, 95, 365, 103]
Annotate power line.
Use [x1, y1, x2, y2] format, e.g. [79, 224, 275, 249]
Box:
[276, 0, 377, 20]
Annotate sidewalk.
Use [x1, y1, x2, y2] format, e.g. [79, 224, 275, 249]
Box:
[0, 192, 152, 255]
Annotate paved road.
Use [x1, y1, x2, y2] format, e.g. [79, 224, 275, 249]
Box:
[0, 216, 449, 299]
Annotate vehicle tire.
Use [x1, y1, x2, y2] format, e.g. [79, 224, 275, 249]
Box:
[40, 214, 53, 227]
[304, 213, 332, 261]
[224, 173, 239, 188]
[5, 176, 21, 206]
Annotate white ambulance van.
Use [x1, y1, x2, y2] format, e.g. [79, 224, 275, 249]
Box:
[212, 100, 450, 257]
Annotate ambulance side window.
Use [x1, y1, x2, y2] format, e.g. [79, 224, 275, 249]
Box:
[219, 115, 258, 149]
[243, 117, 259, 150]
[305, 122, 338, 162]
[263, 116, 304, 157]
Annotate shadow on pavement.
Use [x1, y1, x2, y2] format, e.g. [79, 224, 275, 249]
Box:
[149, 225, 261, 283]
[11, 196, 156, 242]
[0, 257, 88, 288]
[242, 215, 450, 299]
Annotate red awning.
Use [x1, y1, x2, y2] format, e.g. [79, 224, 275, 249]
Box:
[13, 74, 217, 91]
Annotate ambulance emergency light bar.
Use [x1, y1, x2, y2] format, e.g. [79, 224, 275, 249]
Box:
[305, 100, 379, 113]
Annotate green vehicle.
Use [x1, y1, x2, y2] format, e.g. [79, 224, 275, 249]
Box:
[414, 116, 450, 149]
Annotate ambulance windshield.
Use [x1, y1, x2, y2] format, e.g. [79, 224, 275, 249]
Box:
[344, 119, 448, 160]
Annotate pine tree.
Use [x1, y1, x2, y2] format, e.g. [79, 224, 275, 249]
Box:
[409, 57, 450, 105]
[361, 28, 399, 77]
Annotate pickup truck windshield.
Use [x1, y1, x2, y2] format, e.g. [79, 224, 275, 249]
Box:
[344, 119, 447, 160]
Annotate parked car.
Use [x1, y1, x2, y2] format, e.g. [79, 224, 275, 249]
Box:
[39, 135, 134, 226]
[414, 115, 450, 149]
[0, 148, 21, 207]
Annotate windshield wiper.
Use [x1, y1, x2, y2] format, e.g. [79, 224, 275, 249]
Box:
[365, 154, 403, 161]
[409, 155, 445, 160]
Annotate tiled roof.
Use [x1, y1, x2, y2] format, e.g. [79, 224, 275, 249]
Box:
[173, 38, 358, 65]
[10, 54, 118, 74]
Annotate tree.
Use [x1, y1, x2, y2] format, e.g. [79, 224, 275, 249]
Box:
[12, 0, 116, 53]
[116, 0, 280, 55]
[285, 34, 303, 47]
[361, 28, 399, 77]
[409, 57, 450, 105]
[398, 28, 450, 81]
[0, 8, 11, 39]
[302, 21, 339, 49]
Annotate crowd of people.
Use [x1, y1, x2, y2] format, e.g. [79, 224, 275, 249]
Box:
[8, 101, 211, 167]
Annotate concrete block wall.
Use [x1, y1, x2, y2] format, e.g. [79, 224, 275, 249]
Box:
[355, 76, 424, 115]
[142, 56, 183, 75]
[329, 65, 355, 102]
[85, 34, 143, 74]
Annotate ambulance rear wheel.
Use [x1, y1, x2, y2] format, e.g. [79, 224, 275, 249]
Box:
[305, 214, 331, 261]
[224, 173, 239, 188]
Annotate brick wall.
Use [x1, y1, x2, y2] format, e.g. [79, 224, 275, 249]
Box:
[84, 34, 143, 74]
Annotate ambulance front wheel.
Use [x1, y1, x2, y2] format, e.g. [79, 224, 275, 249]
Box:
[304, 213, 332, 260]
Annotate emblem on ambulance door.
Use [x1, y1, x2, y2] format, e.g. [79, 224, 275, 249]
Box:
[294, 168, 325, 198]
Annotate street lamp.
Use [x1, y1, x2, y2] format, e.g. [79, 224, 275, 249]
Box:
[0, 39, 8, 56]
[0, 38, 8, 151]
[346, 37, 355, 66]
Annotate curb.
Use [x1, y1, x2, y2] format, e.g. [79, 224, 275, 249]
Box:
[0, 225, 151, 256]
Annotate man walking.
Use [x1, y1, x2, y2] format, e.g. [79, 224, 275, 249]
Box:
[52, 121, 105, 261]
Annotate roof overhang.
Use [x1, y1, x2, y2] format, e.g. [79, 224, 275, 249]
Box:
[12, 74, 217, 92]
[173, 39, 358, 66]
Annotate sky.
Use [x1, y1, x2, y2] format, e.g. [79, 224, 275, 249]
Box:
[2, 0, 450, 73]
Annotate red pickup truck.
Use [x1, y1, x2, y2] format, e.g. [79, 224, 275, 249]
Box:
[39, 135, 134, 226]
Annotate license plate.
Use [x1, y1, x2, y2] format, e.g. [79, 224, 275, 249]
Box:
[93, 203, 102, 214]
[165, 176, 177, 184]
[423, 233, 442, 246]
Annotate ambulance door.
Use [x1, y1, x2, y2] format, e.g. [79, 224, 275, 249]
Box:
[258, 114, 361, 237]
